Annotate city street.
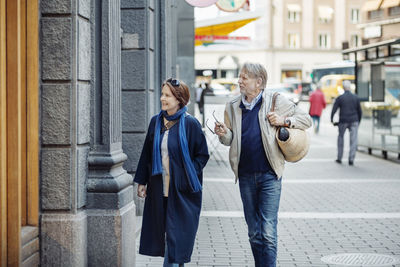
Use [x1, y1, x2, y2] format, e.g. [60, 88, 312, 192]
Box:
[136, 99, 400, 267]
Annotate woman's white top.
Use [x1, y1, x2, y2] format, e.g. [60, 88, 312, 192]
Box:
[161, 130, 170, 197]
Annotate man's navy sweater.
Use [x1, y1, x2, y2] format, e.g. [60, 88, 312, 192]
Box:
[238, 97, 272, 176]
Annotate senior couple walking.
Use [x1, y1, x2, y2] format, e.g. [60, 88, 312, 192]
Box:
[134, 62, 312, 267]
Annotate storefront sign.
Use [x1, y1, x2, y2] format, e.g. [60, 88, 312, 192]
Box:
[364, 25, 381, 39]
[185, 0, 218, 7]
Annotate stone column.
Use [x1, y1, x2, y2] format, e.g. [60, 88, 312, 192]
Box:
[176, 1, 195, 114]
[302, 0, 314, 48]
[120, 0, 162, 216]
[40, 0, 90, 265]
[87, 0, 135, 266]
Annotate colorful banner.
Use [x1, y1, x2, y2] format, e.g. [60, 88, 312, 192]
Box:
[195, 35, 250, 41]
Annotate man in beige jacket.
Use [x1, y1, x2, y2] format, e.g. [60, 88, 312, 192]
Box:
[214, 62, 311, 267]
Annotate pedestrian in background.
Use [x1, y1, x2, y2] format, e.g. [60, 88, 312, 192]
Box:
[134, 78, 209, 267]
[331, 80, 362, 165]
[199, 83, 214, 126]
[195, 83, 204, 114]
[199, 82, 213, 114]
[309, 84, 326, 133]
[214, 62, 312, 267]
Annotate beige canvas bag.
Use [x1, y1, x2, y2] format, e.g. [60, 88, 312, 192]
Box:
[271, 92, 309, 162]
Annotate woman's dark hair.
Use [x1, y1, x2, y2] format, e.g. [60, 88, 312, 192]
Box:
[162, 78, 190, 108]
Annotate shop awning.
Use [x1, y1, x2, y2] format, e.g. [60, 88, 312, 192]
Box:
[195, 11, 261, 46]
[287, 4, 301, 12]
[318, 6, 334, 20]
[380, 0, 400, 8]
[361, 0, 383, 11]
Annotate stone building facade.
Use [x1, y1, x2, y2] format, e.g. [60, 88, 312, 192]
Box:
[0, 0, 194, 265]
[358, 0, 400, 43]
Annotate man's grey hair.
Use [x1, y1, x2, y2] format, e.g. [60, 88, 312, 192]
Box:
[342, 80, 351, 90]
[240, 62, 268, 89]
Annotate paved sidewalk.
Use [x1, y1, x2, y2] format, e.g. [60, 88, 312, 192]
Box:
[136, 102, 400, 267]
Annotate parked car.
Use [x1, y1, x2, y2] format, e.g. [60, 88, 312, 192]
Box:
[209, 82, 232, 96]
[212, 78, 238, 91]
[298, 82, 312, 97]
[284, 78, 312, 98]
[266, 84, 300, 105]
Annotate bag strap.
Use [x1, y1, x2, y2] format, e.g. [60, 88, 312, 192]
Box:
[271, 92, 279, 112]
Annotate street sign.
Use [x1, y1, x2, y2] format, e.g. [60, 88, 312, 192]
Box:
[216, 0, 247, 12]
[185, 0, 218, 7]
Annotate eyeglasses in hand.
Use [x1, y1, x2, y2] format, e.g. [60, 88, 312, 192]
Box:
[205, 110, 222, 135]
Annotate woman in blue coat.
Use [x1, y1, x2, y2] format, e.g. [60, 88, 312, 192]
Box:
[134, 78, 209, 266]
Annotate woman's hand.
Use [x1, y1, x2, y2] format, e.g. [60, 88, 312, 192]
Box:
[214, 122, 228, 137]
[137, 184, 147, 198]
[267, 112, 285, 126]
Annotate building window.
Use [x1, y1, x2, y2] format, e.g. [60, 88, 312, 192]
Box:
[287, 4, 302, 22]
[318, 6, 334, 23]
[351, 8, 360, 23]
[288, 11, 300, 22]
[350, 34, 360, 47]
[368, 9, 383, 19]
[318, 33, 330, 49]
[389, 6, 400, 16]
[288, 33, 300, 48]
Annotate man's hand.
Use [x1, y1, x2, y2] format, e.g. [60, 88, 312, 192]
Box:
[214, 122, 228, 137]
[137, 184, 147, 198]
[267, 112, 285, 126]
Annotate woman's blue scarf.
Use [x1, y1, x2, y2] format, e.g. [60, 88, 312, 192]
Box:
[152, 106, 202, 192]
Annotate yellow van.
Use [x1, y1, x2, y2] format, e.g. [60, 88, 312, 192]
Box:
[211, 78, 240, 95]
[211, 78, 238, 91]
[319, 74, 355, 103]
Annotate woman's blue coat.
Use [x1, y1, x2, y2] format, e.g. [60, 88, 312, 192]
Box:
[134, 114, 209, 263]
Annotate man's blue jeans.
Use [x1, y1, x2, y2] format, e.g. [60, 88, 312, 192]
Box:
[239, 171, 282, 267]
[337, 121, 359, 162]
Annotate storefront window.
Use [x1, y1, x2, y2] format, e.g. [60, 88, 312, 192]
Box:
[368, 10, 383, 20]
[389, 6, 400, 16]
[281, 70, 302, 82]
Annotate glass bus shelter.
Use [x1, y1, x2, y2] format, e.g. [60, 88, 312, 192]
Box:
[342, 38, 400, 159]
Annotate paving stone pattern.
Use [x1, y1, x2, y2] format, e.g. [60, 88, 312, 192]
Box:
[136, 102, 400, 266]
